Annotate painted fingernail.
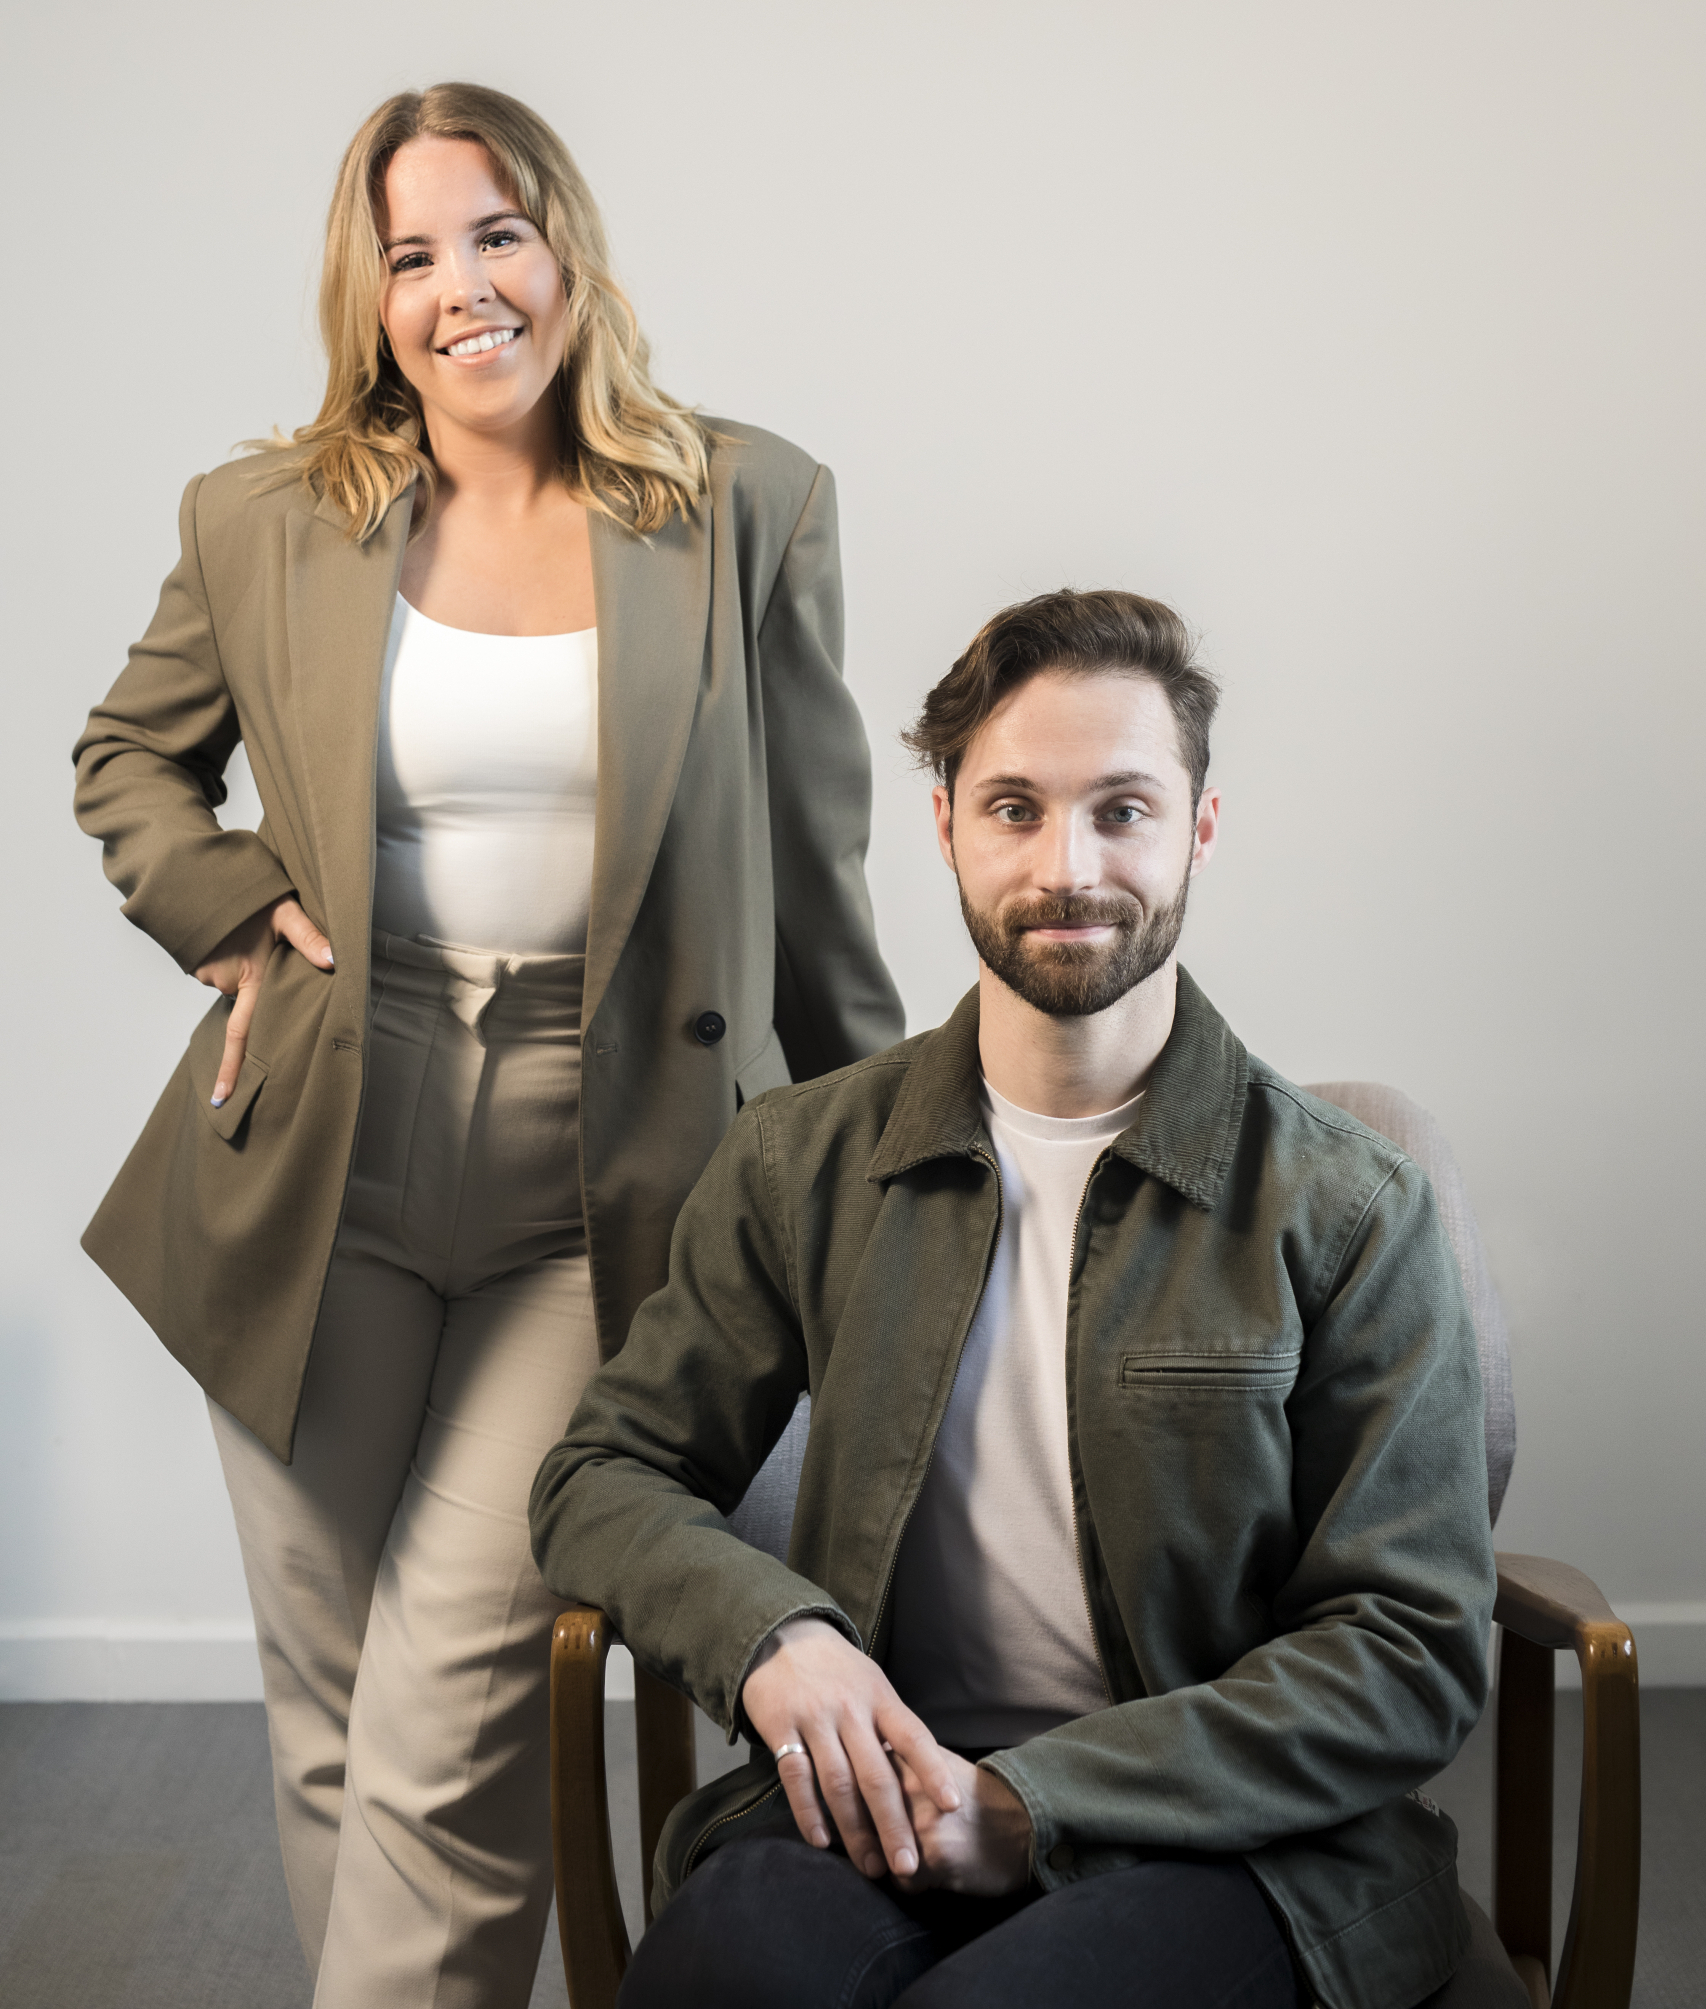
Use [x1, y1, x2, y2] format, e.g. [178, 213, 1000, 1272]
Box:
[324, 949, 334, 965]
[211, 1087, 228, 1106]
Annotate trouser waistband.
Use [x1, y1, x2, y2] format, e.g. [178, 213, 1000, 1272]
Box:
[371, 931, 584, 1045]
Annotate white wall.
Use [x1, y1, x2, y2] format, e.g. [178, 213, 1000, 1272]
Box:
[3, 0, 1702, 1699]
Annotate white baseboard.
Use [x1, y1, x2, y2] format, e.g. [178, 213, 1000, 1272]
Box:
[0, 1622, 636, 1702]
[0, 1621, 265, 1701]
[3, 1607, 1698, 1703]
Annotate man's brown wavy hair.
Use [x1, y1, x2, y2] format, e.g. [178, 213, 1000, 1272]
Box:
[902, 588, 1220, 803]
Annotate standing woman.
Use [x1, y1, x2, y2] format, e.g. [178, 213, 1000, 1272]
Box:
[73, 82, 902, 2008]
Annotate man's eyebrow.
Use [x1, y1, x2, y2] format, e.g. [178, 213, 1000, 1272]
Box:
[381, 209, 531, 251]
[973, 770, 1168, 793]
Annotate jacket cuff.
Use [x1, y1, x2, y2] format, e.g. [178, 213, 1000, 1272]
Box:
[978, 1750, 1077, 1891]
[126, 840, 297, 972]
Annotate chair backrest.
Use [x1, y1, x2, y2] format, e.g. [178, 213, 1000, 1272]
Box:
[727, 1394, 810, 1561]
[726, 1081, 1514, 1560]
[1304, 1083, 1514, 1525]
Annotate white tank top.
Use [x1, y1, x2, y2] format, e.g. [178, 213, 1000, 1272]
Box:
[372, 596, 599, 956]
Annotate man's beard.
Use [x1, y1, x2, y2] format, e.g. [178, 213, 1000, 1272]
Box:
[958, 866, 1192, 1018]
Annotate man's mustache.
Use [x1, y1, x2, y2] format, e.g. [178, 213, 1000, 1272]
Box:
[999, 895, 1142, 937]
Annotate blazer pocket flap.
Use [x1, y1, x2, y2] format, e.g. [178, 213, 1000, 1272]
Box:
[735, 1024, 792, 1108]
[1120, 1350, 1301, 1392]
[200, 1054, 269, 1141]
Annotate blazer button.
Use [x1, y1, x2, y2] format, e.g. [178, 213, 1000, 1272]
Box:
[1048, 1841, 1075, 1872]
[693, 1011, 727, 1047]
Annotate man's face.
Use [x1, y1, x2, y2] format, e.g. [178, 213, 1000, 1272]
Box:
[933, 668, 1220, 1017]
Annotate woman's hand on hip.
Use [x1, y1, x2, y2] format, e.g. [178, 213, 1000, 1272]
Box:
[193, 896, 333, 1105]
[740, 1616, 961, 1881]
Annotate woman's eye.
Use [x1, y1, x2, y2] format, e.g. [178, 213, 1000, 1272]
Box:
[480, 229, 521, 250]
[390, 252, 429, 273]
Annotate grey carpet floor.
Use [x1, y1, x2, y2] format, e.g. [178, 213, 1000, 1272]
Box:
[0, 1693, 1697, 2007]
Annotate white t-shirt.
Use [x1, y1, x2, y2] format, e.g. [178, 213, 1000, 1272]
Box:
[885, 1077, 1143, 1748]
[372, 596, 599, 956]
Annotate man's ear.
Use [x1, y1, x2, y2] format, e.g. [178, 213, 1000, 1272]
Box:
[932, 783, 957, 870]
[1189, 785, 1222, 877]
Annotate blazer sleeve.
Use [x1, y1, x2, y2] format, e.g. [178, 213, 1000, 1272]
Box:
[756, 465, 906, 1077]
[72, 475, 294, 973]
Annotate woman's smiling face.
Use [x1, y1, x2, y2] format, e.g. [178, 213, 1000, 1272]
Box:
[378, 135, 572, 450]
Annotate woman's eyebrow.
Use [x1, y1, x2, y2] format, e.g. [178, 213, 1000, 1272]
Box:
[382, 210, 530, 251]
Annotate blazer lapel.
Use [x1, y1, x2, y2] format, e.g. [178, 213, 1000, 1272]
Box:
[583, 501, 713, 1029]
[282, 489, 411, 947]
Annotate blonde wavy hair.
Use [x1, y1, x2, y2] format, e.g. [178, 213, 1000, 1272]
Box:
[270, 82, 709, 539]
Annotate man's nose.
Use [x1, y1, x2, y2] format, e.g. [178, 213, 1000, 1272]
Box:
[1033, 811, 1099, 893]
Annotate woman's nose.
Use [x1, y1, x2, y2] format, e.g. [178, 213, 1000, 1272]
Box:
[439, 248, 495, 309]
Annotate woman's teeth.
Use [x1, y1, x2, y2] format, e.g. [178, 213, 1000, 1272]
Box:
[445, 328, 519, 357]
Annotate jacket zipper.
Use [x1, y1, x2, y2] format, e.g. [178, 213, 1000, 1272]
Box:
[681, 1777, 785, 1876]
[1067, 1151, 1116, 1705]
[865, 1141, 1006, 1659]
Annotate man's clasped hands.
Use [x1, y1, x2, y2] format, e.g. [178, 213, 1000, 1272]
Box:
[740, 1616, 1034, 1896]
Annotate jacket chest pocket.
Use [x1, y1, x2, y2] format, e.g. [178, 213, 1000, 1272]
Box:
[1119, 1350, 1301, 1394]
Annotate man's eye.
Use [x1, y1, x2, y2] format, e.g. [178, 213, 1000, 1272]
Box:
[995, 804, 1037, 823]
[1100, 805, 1141, 825]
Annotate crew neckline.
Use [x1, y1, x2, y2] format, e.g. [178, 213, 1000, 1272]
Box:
[396, 594, 595, 644]
[980, 1076, 1145, 1144]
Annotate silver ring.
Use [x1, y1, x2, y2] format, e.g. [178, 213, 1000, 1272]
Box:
[773, 1741, 809, 1762]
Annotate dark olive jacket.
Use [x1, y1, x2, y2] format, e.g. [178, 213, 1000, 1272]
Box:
[72, 421, 903, 1460]
[529, 971, 1497, 2009]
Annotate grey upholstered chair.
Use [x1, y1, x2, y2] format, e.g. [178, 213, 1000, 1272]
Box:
[548, 1085, 1639, 2009]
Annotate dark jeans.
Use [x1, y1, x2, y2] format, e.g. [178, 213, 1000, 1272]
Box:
[617, 1836, 1301, 2009]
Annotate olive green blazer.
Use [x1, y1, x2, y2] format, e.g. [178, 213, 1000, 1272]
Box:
[73, 421, 904, 1461]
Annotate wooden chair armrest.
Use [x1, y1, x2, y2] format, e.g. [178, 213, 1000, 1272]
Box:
[634, 1661, 697, 1925]
[551, 1607, 630, 2009]
[1492, 1553, 1640, 2009]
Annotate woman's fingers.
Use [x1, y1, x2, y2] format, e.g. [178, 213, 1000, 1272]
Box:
[196, 896, 331, 1106]
[273, 896, 334, 970]
[213, 971, 261, 1106]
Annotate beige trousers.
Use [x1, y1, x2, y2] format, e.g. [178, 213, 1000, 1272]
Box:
[210, 934, 602, 2009]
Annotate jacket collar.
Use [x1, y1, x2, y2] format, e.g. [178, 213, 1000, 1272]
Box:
[866, 965, 1248, 1211]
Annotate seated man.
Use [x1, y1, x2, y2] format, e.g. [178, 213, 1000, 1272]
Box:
[529, 588, 1496, 2009]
